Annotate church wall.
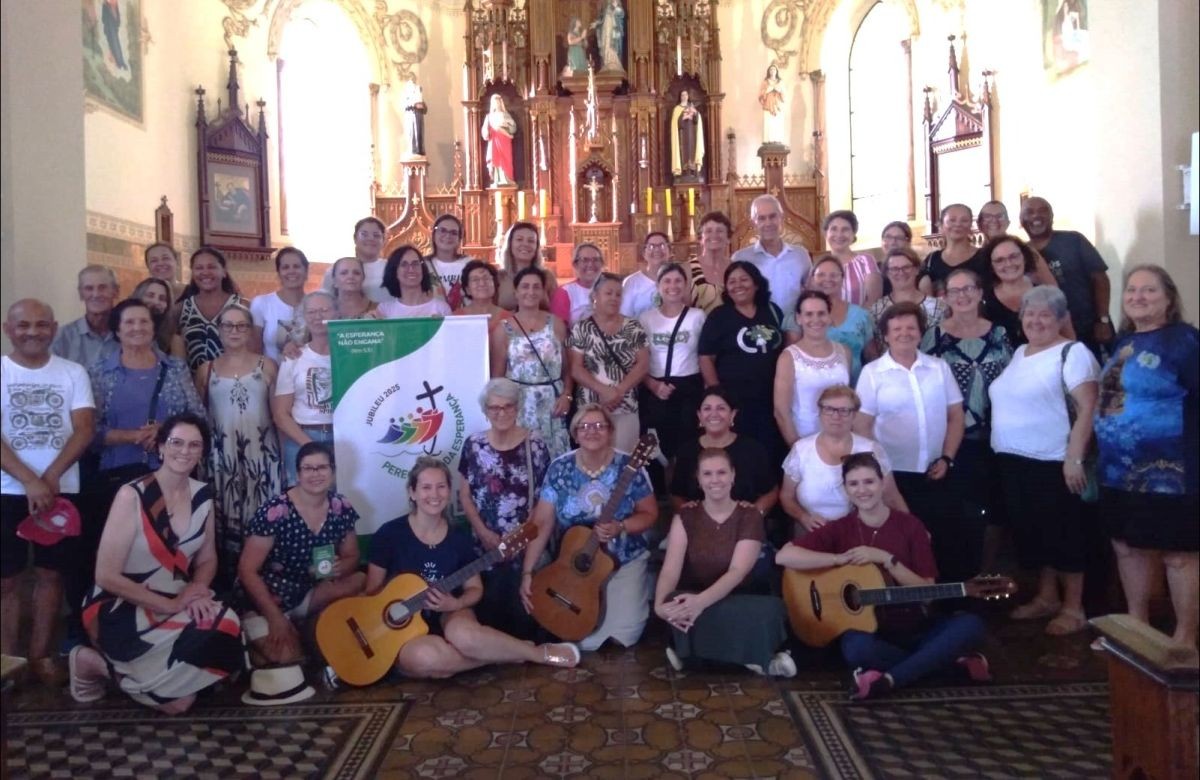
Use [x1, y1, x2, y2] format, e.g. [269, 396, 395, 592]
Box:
[1, 0, 88, 335]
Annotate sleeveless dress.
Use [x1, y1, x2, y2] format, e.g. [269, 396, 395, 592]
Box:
[179, 293, 238, 370]
[81, 475, 243, 707]
[785, 343, 851, 439]
[206, 357, 283, 581]
[501, 316, 571, 458]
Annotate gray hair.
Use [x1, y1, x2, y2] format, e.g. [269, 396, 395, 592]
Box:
[1019, 285, 1070, 321]
[216, 300, 253, 325]
[478, 377, 521, 411]
[77, 264, 118, 290]
[569, 403, 615, 435]
[750, 194, 782, 219]
[300, 290, 336, 315]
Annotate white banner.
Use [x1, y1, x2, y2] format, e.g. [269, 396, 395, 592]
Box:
[329, 316, 489, 533]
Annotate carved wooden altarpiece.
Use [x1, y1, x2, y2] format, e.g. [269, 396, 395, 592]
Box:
[376, 0, 822, 276]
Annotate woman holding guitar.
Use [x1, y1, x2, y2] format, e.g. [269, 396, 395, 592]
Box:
[654, 448, 794, 676]
[522, 405, 659, 651]
[365, 457, 580, 679]
[777, 453, 989, 700]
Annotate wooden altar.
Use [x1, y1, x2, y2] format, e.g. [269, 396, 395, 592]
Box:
[374, 0, 821, 278]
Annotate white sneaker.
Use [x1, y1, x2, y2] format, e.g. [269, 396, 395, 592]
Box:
[768, 651, 797, 678]
[743, 663, 765, 675]
[665, 647, 684, 672]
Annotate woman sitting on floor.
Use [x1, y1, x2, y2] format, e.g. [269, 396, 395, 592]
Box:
[654, 447, 794, 677]
[776, 453, 989, 700]
[365, 457, 580, 678]
[71, 412, 243, 712]
[236, 442, 365, 666]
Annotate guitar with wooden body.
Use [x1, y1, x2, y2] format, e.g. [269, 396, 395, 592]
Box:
[529, 434, 658, 642]
[315, 521, 538, 687]
[782, 564, 1016, 648]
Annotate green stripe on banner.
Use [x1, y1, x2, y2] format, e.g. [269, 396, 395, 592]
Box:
[327, 318, 443, 407]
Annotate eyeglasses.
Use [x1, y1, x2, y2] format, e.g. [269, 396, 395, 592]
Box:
[165, 437, 204, 452]
[434, 226, 462, 237]
[992, 252, 1023, 265]
[945, 284, 980, 297]
[576, 256, 603, 265]
[219, 322, 251, 332]
[299, 464, 332, 475]
[645, 242, 670, 251]
[305, 307, 335, 318]
[818, 405, 856, 418]
[576, 421, 611, 433]
[886, 265, 915, 275]
[978, 214, 1008, 224]
[485, 403, 517, 415]
[398, 260, 424, 269]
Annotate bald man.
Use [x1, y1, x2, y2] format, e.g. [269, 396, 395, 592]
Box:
[1020, 197, 1112, 354]
[1, 299, 95, 686]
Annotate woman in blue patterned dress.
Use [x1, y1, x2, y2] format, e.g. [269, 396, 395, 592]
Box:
[1095, 264, 1199, 649]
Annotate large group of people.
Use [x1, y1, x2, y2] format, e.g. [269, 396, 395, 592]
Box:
[2, 195, 1195, 715]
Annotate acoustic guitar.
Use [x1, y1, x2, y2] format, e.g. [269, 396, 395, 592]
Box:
[529, 434, 658, 641]
[782, 564, 1016, 648]
[316, 521, 537, 687]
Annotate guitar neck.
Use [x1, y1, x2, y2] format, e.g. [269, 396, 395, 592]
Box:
[859, 582, 967, 606]
[575, 456, 640, 557]
[402, 547, 504, 612]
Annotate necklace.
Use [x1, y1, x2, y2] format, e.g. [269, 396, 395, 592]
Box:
[578, 452, 612, 479]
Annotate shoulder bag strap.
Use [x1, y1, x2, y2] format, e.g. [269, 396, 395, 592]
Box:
[146, 362, 169, 424]
[589, 317, 631, 374]
[524, 435, 534, 511]
[512, 315, 561, 390]
[1059, 341, 1079, 425]
[660, 307, 690, 381]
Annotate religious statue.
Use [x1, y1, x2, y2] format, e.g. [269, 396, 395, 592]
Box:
[481, 94, 517, 186]
[591, 0, 626, 74]
[670, 90, 704, 181]
[563, 16, 590, 77]
[758, 63, 785, 146]
[402, 76, 428, 158]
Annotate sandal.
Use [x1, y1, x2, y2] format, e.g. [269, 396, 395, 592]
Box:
[1045, 609, 1087, 636]
[542, 642, 581, 668]
[1010, 598, 1062, 621]
[68, 646, 106, 703]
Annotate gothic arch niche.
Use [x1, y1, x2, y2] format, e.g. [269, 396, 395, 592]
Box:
[276, 0, 374, 262]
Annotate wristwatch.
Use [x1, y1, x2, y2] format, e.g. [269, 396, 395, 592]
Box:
[1098, 315, 1112, 324]
[937, 455, 956, 469]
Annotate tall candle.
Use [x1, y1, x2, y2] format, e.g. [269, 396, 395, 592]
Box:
[517, 191, 526, 219]
[645, 187, 653, 215]
[687, 188, 696, 216]
[494, 190, 503, 220]
[539, 188, 548, 217]
[664, 189, 673, 217]
[676, 36, 683, 76]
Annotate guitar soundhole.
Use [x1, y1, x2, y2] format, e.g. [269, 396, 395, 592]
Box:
[572, 553, 593, 573]
[843, 583, 862, 612]
[384, 603, 413, 630]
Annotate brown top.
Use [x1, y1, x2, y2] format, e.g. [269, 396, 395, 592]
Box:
[677, 501, 765, 591]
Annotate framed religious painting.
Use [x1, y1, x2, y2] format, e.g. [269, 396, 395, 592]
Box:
[1043, 0, 1089, 76]
[206, 160, 261, 238]
[82, 0, 144, 124]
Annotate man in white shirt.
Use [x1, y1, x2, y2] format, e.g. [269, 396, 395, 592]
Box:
[732, 194, 812, 336]
[50, 265, 120, 370]
[321, 216, 398, 305]
[1, 299, 95, 686]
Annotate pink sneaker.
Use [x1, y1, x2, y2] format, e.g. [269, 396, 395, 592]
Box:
[956, 653, 992, 683]
[850, 668, 892, 700]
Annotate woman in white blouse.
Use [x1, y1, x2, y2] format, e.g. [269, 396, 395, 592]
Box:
[989, 285, 1099, 636]
[377, 245, 452, 319]
[854, 301, 967, 579]
[637, 262, 706, 469]
[774, 290, 851, 447]
[781, 385, 907, 533]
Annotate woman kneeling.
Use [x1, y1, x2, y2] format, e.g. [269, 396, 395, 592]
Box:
[655, 448, 793, 676]
[776, 453, 988, 700]
[365, 457, 579, 678]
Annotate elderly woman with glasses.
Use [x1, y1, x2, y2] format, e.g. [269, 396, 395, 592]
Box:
[195, 302, 283, 581]
[552, 244, 607, 327]
[522, 404, 659, 651]
[272, 292, 337, 487]
[458, 378, 552, 639]
[780, 385, 906, 535]
[990, 285, 1099, 636]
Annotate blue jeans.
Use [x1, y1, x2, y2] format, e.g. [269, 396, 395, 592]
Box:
[839, 612, 986, 688]
[282, 425, 335, 488]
